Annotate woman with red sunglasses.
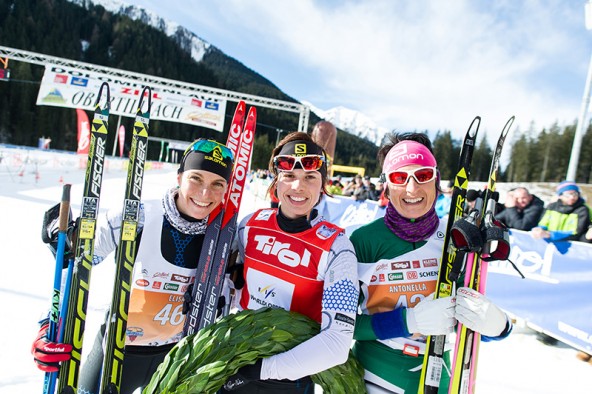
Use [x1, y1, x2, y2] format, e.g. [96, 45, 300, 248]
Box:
[220, 132, 359, 393]
[350, 133, 512, 393]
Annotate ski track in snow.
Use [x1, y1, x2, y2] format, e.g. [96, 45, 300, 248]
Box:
[1, 150, 591, 393]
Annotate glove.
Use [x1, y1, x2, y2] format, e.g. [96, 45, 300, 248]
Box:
[182, 283, 225, 316]
[41, 203, 77, 268]
[182, 283, 194, 315]
[406, 293, 456, 335]
[455, 287, 508, 337]
[31, 321, 72, 372]
[223, 358, 263, 391]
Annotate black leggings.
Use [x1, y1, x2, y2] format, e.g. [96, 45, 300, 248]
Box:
[78, 320, 171, 394]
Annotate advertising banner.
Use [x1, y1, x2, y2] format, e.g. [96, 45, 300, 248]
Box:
[488, 230, 592, 353]
[36, 65, 227, 131]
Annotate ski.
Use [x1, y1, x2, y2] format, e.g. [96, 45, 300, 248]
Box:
[196, 106, 256, 330]
[99, 87, 152, 394]
[44, 183, 72, 394]
[182, 101, 256, 336]
[448, 116, 514, 394]
[418, 116, 480, 394]
[57, 82, 111, 394]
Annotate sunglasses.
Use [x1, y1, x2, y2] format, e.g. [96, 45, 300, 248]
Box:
[385, 166, 437, 185]
[274, 155, 325, 172]
[184, 139, 234, 161]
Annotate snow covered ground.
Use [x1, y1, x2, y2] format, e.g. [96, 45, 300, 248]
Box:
[1, 147, 591, 393]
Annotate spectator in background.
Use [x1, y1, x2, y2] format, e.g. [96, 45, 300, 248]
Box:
[435, 180, 453, 218]
[333, 175, 344, 189]
[531, 181, 591, 242]
[376, 179, 389, 208]
[364, 175, 380, 201]
[352, 174, 370, 201]
[495, 187, 544, 230]
[341, 178, 356, 197]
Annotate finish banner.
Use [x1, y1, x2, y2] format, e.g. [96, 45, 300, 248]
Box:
[36, 65, 226, 131]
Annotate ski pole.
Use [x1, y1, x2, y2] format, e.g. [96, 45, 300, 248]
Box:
[43, 183, 71, 394]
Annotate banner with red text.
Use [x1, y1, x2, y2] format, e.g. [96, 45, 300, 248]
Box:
[36, 65, 226, 131]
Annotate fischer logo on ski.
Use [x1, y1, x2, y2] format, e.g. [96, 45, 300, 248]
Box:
[418, 116, 480, 394]
[448, 116, 514, 394]
[58, 82, 111, 394]
[99, 87, 152, 394]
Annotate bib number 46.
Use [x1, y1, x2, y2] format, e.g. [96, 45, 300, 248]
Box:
[154, 303, 184, 326]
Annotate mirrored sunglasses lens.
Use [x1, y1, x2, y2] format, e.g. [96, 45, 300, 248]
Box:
[301, 156, 323, 171]
[275, 157, 295, 171]
[415, 168, 435, 183]
[388, 172, 408, 185]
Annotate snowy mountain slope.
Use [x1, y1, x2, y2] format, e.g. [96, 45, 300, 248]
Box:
[304, 101, 389, 145]
[70, 0, 210, 62]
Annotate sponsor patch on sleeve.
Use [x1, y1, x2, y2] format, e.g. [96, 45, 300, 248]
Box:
[334, 312, 355, 327]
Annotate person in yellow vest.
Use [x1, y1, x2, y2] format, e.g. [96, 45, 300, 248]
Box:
[531, 181, 591, 242]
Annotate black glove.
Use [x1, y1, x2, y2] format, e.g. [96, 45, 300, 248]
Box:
[182, 283, 226, 317]
[41, 202, 76, 268]
[182, 283, 194, 315]
[223, 359, 263, 391]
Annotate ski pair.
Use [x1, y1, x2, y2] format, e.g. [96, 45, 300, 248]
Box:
[57, 82, 111, 394]
[56, 83, 152, 394]
[183, 101, 257, 336]
[418, 116, 514, 394]
[447, 116, 514, 394]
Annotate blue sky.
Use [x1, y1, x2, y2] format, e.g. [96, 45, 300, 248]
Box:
[124, 0, 591, 144]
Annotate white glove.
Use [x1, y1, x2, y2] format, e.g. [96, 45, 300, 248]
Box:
[406, 293, 456, 335]
[455, 287, 508, 337]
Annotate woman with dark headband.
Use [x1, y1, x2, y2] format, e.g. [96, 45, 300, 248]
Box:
[350, 133, 512, 393]
[220, 131, 359, 393]
[32, 139, 235, 394]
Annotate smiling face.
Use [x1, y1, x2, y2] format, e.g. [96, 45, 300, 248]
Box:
[513, 188, 533, 209]
[176, 169, 228, 220]
[386, 164, 437, 219]
[276, 168, 323, 219]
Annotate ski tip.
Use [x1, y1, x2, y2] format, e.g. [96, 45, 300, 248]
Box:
[502, 116, 515, 135]
[95, 82, 111, 110]
[466, 116, 481, 138]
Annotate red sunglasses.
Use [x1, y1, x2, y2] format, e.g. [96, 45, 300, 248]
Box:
[274, 155, 325, 172]
[386, 166, 437, 185]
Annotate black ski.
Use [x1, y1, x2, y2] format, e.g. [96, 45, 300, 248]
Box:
[196, 106, 256, 330]
[99, 87, 152, 394]
[448, 116, 514, 394]
[418, 116, 480, 394]
[182, 101, 258, 336]
[58, 82, 111, 394]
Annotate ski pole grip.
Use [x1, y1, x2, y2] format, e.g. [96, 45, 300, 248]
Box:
[59, 184, 72, 232]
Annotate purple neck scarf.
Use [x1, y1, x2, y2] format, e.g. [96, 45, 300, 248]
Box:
[384, 201, 439, 243]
